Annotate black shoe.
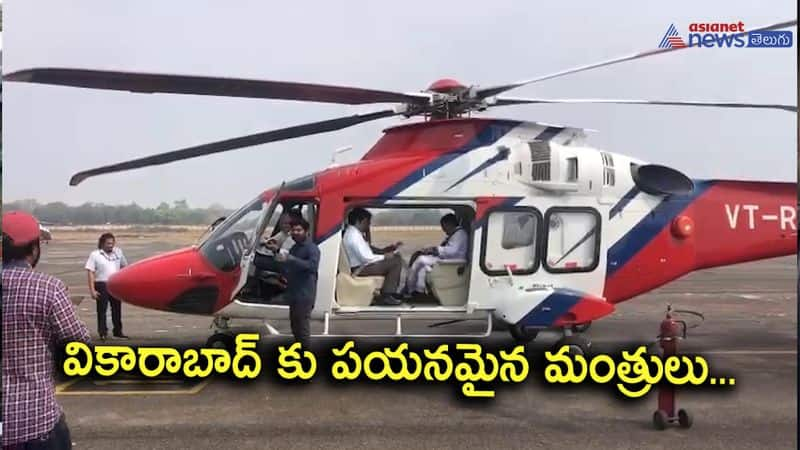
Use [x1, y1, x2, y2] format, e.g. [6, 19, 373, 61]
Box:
[99, 333, 108, 341]
[113, 333, 130, 339]
[374, 295, 402, 306]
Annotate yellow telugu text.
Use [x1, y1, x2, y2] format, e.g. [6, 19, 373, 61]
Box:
[63, 333, 263, 379]
[327, 341, 529, 398]
[543, 345, 723, 397]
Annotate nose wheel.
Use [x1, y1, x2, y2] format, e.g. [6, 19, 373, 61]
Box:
[554, 334, 592, 356]
[208, 316, 235, 350]
[509, 324, 539, 344]
[571, 322, 592, 333]
[206, 332, 235, 350]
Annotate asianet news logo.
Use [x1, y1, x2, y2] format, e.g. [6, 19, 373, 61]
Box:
[659, 22, 793, 48]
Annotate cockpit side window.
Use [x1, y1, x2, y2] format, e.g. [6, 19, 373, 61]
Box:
[199, 196, 268, 271]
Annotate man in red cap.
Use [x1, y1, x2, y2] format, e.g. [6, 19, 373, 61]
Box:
[2, 211, 90, 450]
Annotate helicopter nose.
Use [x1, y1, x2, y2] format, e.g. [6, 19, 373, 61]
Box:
[107, 247, 222, 313]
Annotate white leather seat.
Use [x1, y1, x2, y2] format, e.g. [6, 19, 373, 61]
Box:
[426, 259, 469, 306]
[336, 244, 384, 306]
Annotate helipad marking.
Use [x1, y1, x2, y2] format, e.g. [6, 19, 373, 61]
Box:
[56, 377, 210, 396]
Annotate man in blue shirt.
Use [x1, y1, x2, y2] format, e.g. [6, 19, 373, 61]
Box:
[266, 217, 320, 349]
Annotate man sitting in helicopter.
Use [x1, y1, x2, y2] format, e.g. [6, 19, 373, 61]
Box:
[403, 213, 468, 299]
[263, 210, 303, 251]
[249, 210, 304, 302]
[343, 208, 405, 306]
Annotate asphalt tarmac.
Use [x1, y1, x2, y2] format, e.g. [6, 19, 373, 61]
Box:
[32, 232, 798, 450]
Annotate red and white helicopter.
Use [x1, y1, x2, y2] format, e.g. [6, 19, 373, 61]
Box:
[5, 19, 797, 353]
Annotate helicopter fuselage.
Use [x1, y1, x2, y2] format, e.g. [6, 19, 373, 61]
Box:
[105, 118, 797, 334]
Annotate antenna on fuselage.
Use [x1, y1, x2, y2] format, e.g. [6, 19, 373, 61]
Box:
[329, 146, 353, 167]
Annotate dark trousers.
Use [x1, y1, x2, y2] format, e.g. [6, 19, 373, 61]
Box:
[356, 253, 403, 294]
[289, 299, 313, 349]
[3, 413, 72, 450]
[94, 282, 122, 336]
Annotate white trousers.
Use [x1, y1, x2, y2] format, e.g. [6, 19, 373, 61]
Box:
[406, 255, 439, 293]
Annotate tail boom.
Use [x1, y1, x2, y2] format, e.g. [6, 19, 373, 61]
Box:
[603, 179, 797, 303]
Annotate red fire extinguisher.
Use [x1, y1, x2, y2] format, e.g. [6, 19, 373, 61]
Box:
[653, 304, 692, 430]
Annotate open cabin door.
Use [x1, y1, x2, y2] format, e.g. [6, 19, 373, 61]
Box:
[335, 198, 477, 310]
[230, 183, 286, 301]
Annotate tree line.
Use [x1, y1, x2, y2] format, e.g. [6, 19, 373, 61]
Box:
[3, 199, 450, 227]
[4, 199, 232, 226]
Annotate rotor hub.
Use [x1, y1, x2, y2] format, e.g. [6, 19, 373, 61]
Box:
[427, 78, 467, 94]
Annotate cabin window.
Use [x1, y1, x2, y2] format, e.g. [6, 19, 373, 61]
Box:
[283, 175, 316, 191]
[481, 208, 541, 275]
[543, 207, 601, 273]
[199, 196, 270, 272]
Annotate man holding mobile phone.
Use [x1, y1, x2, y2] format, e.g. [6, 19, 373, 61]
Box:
[342, 208, 405, 306]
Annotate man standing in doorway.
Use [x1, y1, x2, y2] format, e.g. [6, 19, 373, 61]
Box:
[2, 211, 91, 449]
[85, 233, 129, 340]
[266, 217, 320, 349]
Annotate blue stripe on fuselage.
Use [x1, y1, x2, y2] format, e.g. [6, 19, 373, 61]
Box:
[379, 120, 522, 198]
[473, 196, 525, 230]
[444, 126, 564, 192]
[315, 120, 521, 244]
[609, 186, 641, 219]
[606, 180, 714, 277]
[516, 289, 583, 327]
[444, 150, 509, 192]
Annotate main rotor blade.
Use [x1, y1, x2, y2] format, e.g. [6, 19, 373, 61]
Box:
[69, 109, 398, 186]
[476, 19, 797, 98]
[492, 97, 798, 112]
[4, 68, 431, 105]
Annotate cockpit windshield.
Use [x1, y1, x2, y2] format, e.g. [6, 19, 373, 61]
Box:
[198, 193, 275, 271]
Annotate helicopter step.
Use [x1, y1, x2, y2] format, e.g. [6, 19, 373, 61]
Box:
[332, 305, 492, 320]
[313, 311, 494, 338]
[208, 311, 495, 343]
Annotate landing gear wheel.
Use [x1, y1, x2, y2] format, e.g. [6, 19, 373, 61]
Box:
[554, 335, 591, 357]
[206, 333, 234, 351]
[678, 409, 692, 428]
[572, 322, 592, 333]
[653, 410, 669, 430]
[492, 317, 510, 332]
[509, 324, 538, 344]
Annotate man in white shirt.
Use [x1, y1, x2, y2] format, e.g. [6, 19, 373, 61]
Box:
[343, 208, 404, 306]
[85, 233, 129, 339]
[404, 214, 468, 297]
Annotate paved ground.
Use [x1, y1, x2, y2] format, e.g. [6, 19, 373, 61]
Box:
[32, 231, 798, 449]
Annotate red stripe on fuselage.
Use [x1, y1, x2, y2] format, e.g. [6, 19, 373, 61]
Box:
[553, 294, 615, 326]
[313, 120, 492, 240]
[362, 119, 495, 160]
[604, 180, 797, 304]
[693, 180, 796, 267]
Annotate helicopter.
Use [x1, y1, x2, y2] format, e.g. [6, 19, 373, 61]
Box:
[3, 19, 797, 354]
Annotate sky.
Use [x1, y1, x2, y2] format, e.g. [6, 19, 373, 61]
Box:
[2, 0, 797, 209]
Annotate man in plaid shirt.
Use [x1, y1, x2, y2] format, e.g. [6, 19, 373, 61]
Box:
[2, 211, 91, 450]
